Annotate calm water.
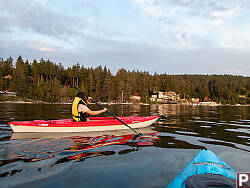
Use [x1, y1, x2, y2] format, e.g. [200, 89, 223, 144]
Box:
[0, 103, 249, 188]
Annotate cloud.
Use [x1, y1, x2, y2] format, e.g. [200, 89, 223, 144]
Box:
[212, 19, 223, 26]
[211, 7, 239, 26]
[134, 0, 165, 20]
[0, 0, 131, 57]
[0, 0, 249, 76]
[68, 37, 250, 75]
[217, 24, 250, 51]
[0, 0, 88, 39]
[37, 47, 55, 52]
[132, 0, 248, 50]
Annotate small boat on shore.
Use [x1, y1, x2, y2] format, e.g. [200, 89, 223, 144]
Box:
[8, 116, 159, 133]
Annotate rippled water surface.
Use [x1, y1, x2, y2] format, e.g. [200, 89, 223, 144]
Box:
[0, 103, 249, 188]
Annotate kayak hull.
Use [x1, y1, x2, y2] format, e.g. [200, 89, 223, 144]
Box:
[10, 126, 157, 140]
[167, 149, 236, 188]
[9, 116, 159, 133]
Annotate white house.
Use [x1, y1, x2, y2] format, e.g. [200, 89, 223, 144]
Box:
[0, 91, 17, 97]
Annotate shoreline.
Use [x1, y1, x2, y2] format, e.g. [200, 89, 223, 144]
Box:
[0, 100, 249, 107]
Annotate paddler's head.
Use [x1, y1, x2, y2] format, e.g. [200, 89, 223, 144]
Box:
[76, 91, 88, 103]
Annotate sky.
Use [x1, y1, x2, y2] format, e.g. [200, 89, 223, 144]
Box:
[0, 0, 250, 76]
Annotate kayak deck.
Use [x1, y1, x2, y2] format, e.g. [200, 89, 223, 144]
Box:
[8, 116, 159, 133]
[167, 149, 236, 188]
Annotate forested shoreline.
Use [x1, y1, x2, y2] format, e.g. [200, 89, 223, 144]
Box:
[0, 56, 249, 104]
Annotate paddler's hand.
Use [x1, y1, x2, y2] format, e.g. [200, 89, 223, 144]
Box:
[87, 97, 92, 103]
[102, 108, 107, 112]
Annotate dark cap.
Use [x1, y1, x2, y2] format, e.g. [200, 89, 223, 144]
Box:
[76, 91, 88, 101]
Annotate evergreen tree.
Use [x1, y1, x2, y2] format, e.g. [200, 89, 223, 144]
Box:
[0, 56, 249, 104]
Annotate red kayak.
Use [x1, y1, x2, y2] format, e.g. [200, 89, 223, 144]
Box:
[8, 116, 159, 133]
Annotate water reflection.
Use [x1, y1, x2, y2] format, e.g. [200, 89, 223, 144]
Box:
[151, 105, 250, 148]
[0, 128, 160, 180]
[0, 104, 249, 187]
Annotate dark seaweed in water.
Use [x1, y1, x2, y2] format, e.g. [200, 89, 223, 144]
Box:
[0, 104, 249, 188]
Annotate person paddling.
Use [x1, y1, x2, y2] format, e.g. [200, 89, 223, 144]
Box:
[72, 91, 107, 122]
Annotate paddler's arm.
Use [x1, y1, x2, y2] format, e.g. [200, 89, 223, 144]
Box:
[85, 96, 107, 115]
[85, 108, 107, 116]
[78, 103, 107, 116]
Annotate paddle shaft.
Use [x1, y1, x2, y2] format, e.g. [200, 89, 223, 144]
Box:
[90, 98, 140, 134]
[71, 86, 140, 135]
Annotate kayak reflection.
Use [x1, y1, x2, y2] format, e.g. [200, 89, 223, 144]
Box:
[0, 128, 159, 179]
[7, 127, 158, 163]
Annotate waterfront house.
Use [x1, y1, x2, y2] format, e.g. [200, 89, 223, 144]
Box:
[130, 93, 141, 103]
[150, 91, 181, 103]
[0, 91, 17, 97]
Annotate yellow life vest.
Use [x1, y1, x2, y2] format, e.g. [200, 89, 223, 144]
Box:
[72, 97, 87, 122]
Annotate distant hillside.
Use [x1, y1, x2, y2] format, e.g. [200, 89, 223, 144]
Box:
[0, 56, 249, 104]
